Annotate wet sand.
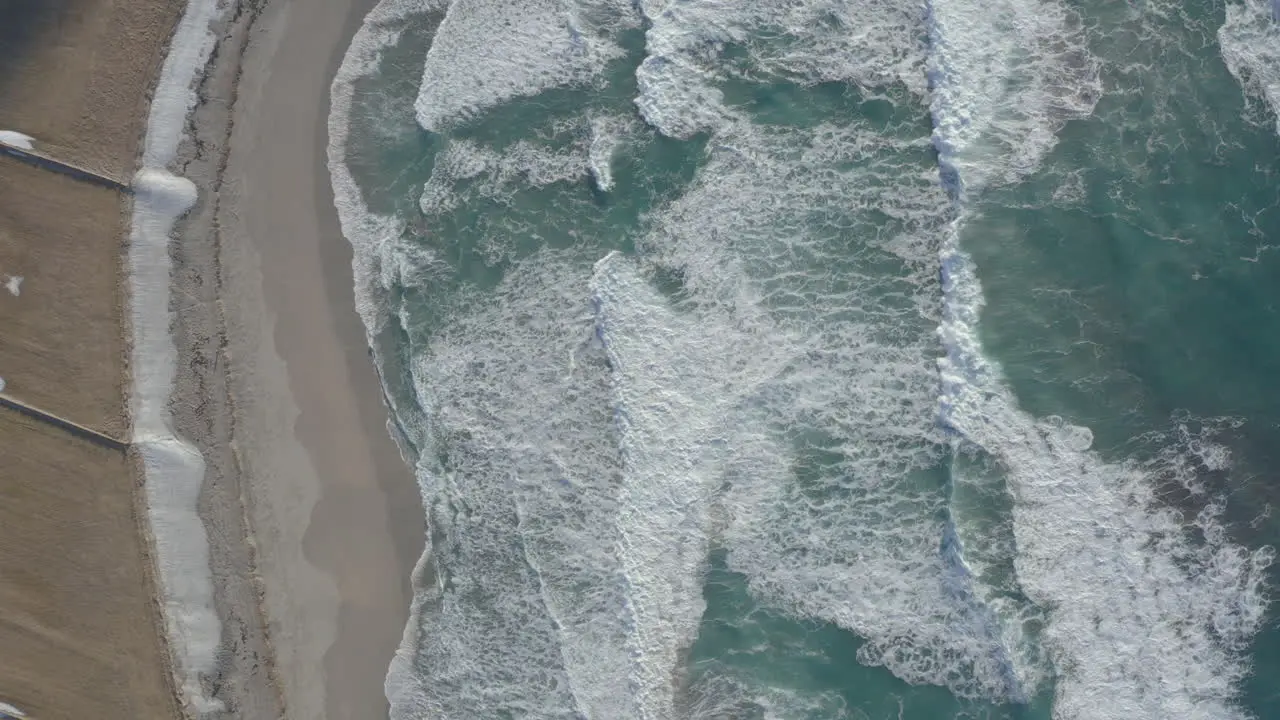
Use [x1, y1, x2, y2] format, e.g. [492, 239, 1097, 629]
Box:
[167, 0, 423, 716]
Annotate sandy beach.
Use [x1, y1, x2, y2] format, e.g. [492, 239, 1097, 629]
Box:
[166, 0, 422, 717]
[0, 0, 420, 717]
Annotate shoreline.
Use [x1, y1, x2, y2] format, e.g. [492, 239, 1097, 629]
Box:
[155, 0, 422, 716]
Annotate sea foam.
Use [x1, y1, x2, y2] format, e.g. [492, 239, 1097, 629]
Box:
[923, 0, 1100, 196]
[1220, 0, 1280, 134]
[591, 252, 757, 718]
[636, 106, 1047, 700]
[399, 253, 638, 719]
[627, 7, 1045, 699]
[330, 0, 1277, 716]
[337, 19, 651, 710]
[927, 0, 1274, 714]
[419, 138, 589, 217]
[936, 235, 1273, 720]
[327, 0, 442, 713]
[328, 0, 426, 342]
[634, 0, 931, 139]
[587, 114, 633, 192]
[414, 0, 636, 133]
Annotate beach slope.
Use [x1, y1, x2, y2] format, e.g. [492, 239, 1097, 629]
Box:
[165, 0, 423, 717]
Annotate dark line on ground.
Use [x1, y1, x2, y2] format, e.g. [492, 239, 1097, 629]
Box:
[0, 393, 129, 451]
[0, 143, 132, 192]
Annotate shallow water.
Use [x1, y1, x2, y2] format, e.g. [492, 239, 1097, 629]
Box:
[328, 0, 1280, 717]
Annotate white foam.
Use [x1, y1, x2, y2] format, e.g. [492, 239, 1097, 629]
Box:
[1220, 0, 1280, 134]
[936, 235, 1273, 719]
[634, 0, 930, 138]
[332, 0, 1275, 715]
[685, 673, 861, 720]
[629, 3, 1066, 701]
[419, 138, 588, 217]
[126, 0, 226, 714]
[395, 252, 637, 719]
[924, 0, 1100, 196]
[924, 0, 1273, 713]
[591, 252, 754, 718]
[0, 701, 24, 719]
[330, 0, 436, 343]
[634, 55, 730, 140]
[637, 116, 1038, 700]
[4, 276, 21, 296]
[332, 7, 642, 717]
[0, 131, 34, 150]
[587, 114, 632, 192]
[632, 0, 754, 139]
[414, 0, 636, 133]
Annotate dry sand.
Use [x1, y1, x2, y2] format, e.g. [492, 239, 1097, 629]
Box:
[0, 0, 183, 717]
[167, 0, 423, 717]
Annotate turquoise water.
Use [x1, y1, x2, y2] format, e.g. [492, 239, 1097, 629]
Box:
[329, 0, 1280, 717]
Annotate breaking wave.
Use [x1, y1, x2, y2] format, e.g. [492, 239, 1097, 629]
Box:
[1220, 0, 1280, 134]
[327, 0, 1276, 717]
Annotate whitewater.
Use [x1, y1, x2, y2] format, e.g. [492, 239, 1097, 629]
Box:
[328, 0, 1277, 718]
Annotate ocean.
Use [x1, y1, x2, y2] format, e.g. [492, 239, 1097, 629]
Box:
[327, 0, 1280, 717]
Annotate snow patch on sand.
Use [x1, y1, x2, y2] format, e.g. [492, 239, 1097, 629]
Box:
[0, 131, 35, 150]
[126, 0, 227, 714]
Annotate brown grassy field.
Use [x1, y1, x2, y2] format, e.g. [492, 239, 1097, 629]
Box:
[0, 0, 181, 177]
[0, 160, 128, 435]
[0, 411, 176, 719]
[0, 0, 184, 717]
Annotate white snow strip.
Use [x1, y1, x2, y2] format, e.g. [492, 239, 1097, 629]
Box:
[126, 0, 228, 715]
[0, 131, 35, 150]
